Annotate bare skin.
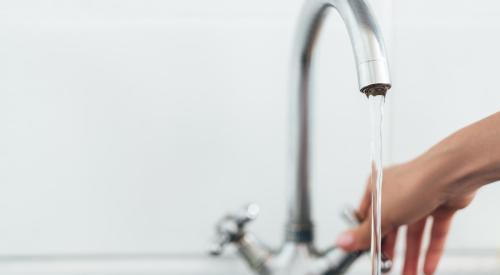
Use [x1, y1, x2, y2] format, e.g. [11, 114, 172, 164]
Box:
[335, 111, 500, 275]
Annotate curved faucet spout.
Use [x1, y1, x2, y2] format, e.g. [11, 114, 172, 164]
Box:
[287, 0, 391, 242]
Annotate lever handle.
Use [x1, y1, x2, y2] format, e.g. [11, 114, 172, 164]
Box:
[209, 203, 260, 256]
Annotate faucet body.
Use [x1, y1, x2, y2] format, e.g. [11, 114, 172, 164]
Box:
[211, 0, 391, 274]
[287, 0, 390, 245]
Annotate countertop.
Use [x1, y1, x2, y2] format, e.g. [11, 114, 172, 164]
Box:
[0, 250, 498, 275]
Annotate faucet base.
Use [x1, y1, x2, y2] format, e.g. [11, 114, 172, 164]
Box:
[263, 242, 362, 275]
[285, 222, 314, 243]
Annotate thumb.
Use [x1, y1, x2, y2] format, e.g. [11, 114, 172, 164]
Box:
[335, 218, 371, 252]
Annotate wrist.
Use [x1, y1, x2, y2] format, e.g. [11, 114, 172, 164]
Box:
[406, 151, 453, 204]
[412, 137, 482, 201]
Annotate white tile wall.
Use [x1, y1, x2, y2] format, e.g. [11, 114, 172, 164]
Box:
[0, 0, 383, 255]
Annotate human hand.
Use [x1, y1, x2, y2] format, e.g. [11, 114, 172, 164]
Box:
[335, 161, 476, 275]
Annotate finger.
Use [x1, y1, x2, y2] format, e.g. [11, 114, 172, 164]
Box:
[336, 210, 394, 252]
[357, 181, 372, 221]
[423, 212, 454, 275]
[403, 218, 428, 275]
[382, 227, 399, 261]
[336, 216, 371, 252]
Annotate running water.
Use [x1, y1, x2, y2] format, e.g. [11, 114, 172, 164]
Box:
[368, 94, 385, 275]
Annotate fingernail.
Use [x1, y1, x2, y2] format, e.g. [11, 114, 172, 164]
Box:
[336, 232, 354, 247]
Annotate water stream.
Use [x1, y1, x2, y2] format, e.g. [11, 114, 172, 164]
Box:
[368, 95, 385, 275]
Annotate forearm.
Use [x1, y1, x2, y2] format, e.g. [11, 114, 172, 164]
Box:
[415, 112, 500, 196]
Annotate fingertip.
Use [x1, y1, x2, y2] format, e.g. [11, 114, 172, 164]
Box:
[424, 266, 436, 275]
[335, 231, 355, 251]
[423, 257, 438, 275]
[336, 226, 371, 252]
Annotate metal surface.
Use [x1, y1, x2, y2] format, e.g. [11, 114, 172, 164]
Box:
[287, 0, 390, 242]
[211, 0, 392, 274]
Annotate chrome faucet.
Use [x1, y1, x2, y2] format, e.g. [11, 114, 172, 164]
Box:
[210, 0, 392, 274]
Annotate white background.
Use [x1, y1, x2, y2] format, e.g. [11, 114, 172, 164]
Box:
[0, 0, 499, 259]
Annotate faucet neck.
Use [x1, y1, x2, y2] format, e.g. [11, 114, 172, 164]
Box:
[286, 0, 391, 243]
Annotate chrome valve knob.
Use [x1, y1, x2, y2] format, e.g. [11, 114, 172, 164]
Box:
[209, 203, 260, 256]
